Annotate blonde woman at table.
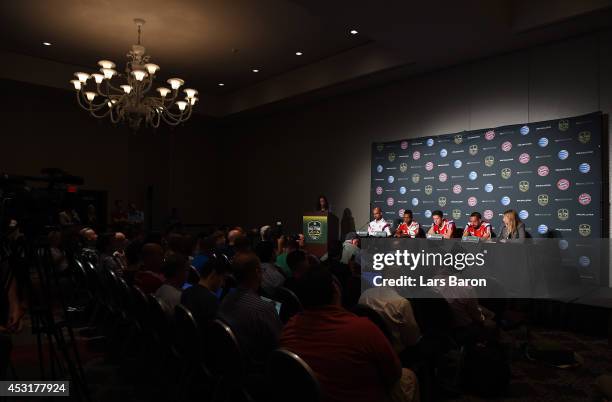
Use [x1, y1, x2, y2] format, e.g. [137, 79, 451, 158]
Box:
[499, 209, 526, 241]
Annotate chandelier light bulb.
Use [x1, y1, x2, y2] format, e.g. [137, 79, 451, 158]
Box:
[144, 63, 160, 75]
[176, 100, 188, 111]
[70, 79, 82, 90]
[100, 68, 116, 79]
[189, 97, 198, 105]
[167, 78, 184, 90]
[120, 85, 132, 94]
[132, 69, 147, 81]
[98, 60, 116, 69]
[84, 91, 96, 102]
[91, 73, 104, 84]
[157, 87, 171, 97]
[183, 88, 198, 98]
[75, 72, 90, 83]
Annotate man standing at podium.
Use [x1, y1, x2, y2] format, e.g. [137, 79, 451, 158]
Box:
[368, 207, 391, 237]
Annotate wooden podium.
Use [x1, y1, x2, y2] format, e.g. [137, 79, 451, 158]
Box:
[302, 211, 339, 257]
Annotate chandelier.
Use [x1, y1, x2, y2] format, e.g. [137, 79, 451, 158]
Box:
[70, 18, 198, 130]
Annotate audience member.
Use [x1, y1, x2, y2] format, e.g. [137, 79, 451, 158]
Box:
[217, 252, 282, 370]
[275, 235, 300, 277]
[97, 232, 122, 276]
[283, 249, 309, 293]
[134, 243, 165, 294]
[181, 256, 227, 326]
[48, 231, 68, 273]
[155, 254, 188, 312]
[79, 227, 99, 265]
[281, 266, 419, 402]
[341, 232, 360, 265]
[255, 240, 284, 295]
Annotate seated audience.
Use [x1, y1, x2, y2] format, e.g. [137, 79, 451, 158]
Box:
[181, 256, 227, 326]
[155, 254, 187, 311]
[78, 227, 99, 264]
[358, 287, 421, 353]
[97, 232, 123, 276]
[275, 235, 300, 278]
[217, 252, 282, 370]
[281, 266, 419, 402]
[340, 232, 360, 265]
[283, 249, 309, 293]
[134, 243, 165, 294]
[192, 234, 214, 271]
[48, 231, 68, 273]
[255, 240, 284, 295]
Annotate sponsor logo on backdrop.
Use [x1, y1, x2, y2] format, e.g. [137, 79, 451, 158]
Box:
[578, 131, 591, 144]
[388, 176, 395, 183]
[469, 171, 478, 181]
[484, 210, 494, 220]
[424, 210, 432, 218]
[485, 130, 495, 140]
[376, 186, 383, 195]
[400, 163, 408, 172]
[579, 163, 590, 174]
[558, 150, 569, 160]
[520, 126, 530, 135]
[519, 153, 530, 164]
[502, 141, 512, 152]
[401, 141, 408, 150]
[412, 173, 420, 184]
[388, 153, 396, 162]
[484, 156, 495, 167]
[558, 209, 569, 221]
[484, 183, 494, 193]
[439, 173, 448, 182]
[398, 209, 405, 217]
[452, 209, 462, 220]
[377, 165, 383, 173]
[537, 224, 548, 234]
[454, 160, 462, 168]
[519, 210, 529, 220]
[538, 194, 549, 206]
[376, 144, 384, 152]
[579, 224, 591, 237]
[468, 197, 477, 207]
[558, 119, 569, 131]
[538, 137, 549, 147]
[307, 221, 322, 239]
[453, 184, 462, 194]
[454, 135, 463, 144]
[518, 181, 529, 192]
[559, 240, 569, 250]
[425, 185, 433, 195]
[387, 197, 394, 206]
[399, 186, 407, 195]
[425, 161, 434, 171]
[469, 145, 478, 155]
[438, 197, 447, 207]
[501, 168, 512, 179]
[501, 196, 510, 206]
[440, 149, 448, 157]
[413, 151, 421, 160]
[538, 165, 549, 176]
[579, 256, 590, 267]
[557, 179, 570, 191]
[578, 193, 591, 205]
[426, 138, 434, 147]
[412, 198, 419, 206]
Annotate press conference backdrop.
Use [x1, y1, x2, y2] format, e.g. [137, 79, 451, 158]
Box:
[371, 112, 603, 238]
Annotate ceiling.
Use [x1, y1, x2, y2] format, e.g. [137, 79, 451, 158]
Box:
[1, 0, 612, 118]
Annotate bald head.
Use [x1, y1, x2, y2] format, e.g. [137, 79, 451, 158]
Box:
[227, 229, 242, 246]
[232, 252, 262, 289]
[372, 207, 383, 221]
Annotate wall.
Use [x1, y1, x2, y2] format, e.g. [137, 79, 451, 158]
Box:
[219, 30, 612, 236]
[0, 79, 221, 229]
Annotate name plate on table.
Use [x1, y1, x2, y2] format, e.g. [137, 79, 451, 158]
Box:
[462, 236, 480, 243]
[426, 234, 443, 240]
[356, 230, 369, 237]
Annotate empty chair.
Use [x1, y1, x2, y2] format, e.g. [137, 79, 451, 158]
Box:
[267, 349, 321, 402]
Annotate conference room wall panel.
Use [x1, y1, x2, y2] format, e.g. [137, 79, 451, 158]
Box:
[220, 30, 612, 237]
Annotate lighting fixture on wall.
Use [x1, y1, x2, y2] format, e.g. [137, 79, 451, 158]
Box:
[70, 18, 197, 130]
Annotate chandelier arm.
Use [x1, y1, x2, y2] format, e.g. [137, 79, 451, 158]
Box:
[75, 91, 91, 111]
[162, 108, 186, 120]
[160, 112, 183, 126]
[106, 79, 125, 94]
[88, 107, 112, 119]
[109, 105, 122, 124]
[151, 111, 161, 128]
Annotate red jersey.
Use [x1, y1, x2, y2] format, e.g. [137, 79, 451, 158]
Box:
[397, 221, 420, 238]
[464, 221, 491, 238]
[432, 219, 455, 235]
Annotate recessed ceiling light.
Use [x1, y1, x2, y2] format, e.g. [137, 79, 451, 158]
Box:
[43, 42, 52, 46]
[350, 29, 358, 35]
[252, 69, 259, 73]
[218, 83, 225, 86]
[295, 51, 303, 56]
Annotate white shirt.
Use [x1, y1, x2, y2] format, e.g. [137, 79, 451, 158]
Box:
[368, 218, 391, 237]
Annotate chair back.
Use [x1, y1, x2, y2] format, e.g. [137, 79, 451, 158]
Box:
[147, 294, 173, 347]
[204, 319, 244, 379]
[174, 304, 202, 362]
[272, 286, 303, 323]
[267, 349, 321, 402]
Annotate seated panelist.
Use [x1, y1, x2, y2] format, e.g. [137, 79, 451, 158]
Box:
[427, 210, 455, 239]
[368, 207, 391, 237]
[462, 212, 491, 240]
[394, 210, 420, 238]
